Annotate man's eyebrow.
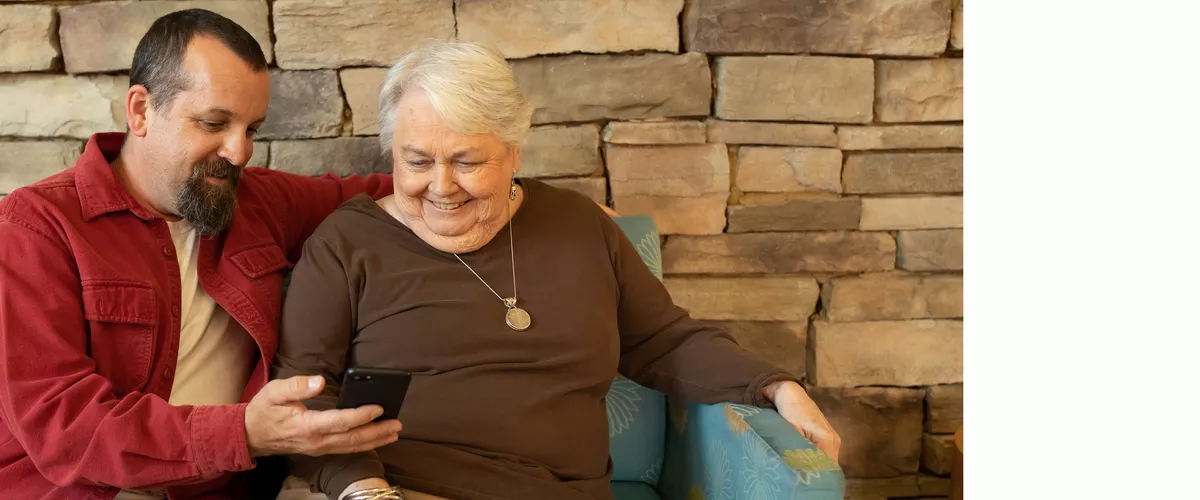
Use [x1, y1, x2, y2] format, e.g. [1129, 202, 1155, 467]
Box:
[200, 107, 234, 118]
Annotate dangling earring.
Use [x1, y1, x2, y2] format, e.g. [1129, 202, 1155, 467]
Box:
[509, 178, 518, 200]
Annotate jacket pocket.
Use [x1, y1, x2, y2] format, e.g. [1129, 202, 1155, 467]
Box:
[82, 280, 157, 396]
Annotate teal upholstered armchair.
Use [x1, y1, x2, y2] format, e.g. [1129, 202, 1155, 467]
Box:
[607, 216, 844, 500]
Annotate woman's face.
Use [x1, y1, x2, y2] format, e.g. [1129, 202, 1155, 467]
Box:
[388, 88, 521, 254]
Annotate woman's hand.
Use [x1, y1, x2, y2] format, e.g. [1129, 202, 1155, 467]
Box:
[763, 381, 841, 463]
[338, 477, 392, 500]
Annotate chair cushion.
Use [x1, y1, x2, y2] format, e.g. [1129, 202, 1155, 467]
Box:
[607, 376, 666, 485]
[610, 480, 662, 500]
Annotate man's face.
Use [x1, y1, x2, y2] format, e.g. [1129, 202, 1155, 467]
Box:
[142, 36, 269, 235]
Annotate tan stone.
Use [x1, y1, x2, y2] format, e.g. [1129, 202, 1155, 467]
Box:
[612, 194, 727, 235]
[519, 125, 602, 178]
[823, 273, 962, 322]
[258, 70, 343, 139]
[606, 144, 730, 197]
[273, 0, 454, 69]
[684, 0, 953, 56]
[951, 0, 964, 50]
[715, 56, 874, 123]
[808, 387, 924, 478]
[898, 229, 963, 271]
[838, 125, 963, 150]
[920, 474, 952, 496]
[0, 5, 58, 72]
[540, 177, 607, 206]
[922, 434, 956, 475]
[876, 59, 964, 122]
[810, 319, 963, 387]
[703, 321, 808, 379]
[663, 277, 819, 321]
[270, 138, 390, 177]
[457, 0, 682, 58]
[662, 232, 895, 274]
[0, 74, 127, 139]
[705, 120, 837, 147]
[248, 141, 269, 168]
[59, 1, 272, 74]
[845, 477, 920, 500]
[860, 196, 963, 230]
[0, 141, 83, 194]
[727, 198, 860, 232]
[603, 121, 706, 145]
[926, 384, 964, 434]
[513, 53, 712, 124]
[736, 147, 843, 193]
[845, 153, 962, 194]
[339, 68, 388, 136]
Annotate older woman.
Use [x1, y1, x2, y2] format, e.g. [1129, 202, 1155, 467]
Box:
[272, 42, 840, 500]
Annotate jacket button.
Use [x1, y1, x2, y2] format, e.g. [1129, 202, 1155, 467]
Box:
[171, 306, 180, 318]
[98, 485, 112, 492]
[163, 245, 173, 257]
[163, 366, 174, 379]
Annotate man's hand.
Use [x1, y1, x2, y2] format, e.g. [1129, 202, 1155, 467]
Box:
[245, 375, 402, 458]
[763, 381, 841, 463]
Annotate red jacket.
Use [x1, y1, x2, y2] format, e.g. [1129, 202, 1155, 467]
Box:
[0, 133, 394, 499]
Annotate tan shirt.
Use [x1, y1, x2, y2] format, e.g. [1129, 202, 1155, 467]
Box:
[273, 179, 798, 500]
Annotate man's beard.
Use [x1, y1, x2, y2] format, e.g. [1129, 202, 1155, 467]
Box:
[176, 158, 241, 236]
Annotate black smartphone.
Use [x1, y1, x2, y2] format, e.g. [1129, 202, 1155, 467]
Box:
[336, 367, 412, 422]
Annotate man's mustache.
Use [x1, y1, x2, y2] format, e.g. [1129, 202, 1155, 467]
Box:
[193, 158, 241, 182]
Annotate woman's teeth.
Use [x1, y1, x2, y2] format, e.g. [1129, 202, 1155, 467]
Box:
[432, 200, 467, 210]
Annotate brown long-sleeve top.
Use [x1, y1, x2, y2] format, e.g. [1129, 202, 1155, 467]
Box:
[272, 179, 800, 500]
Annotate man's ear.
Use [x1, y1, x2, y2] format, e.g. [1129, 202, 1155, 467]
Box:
[126, 85, 152, 137]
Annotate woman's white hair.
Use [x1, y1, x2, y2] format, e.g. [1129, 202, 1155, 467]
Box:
[377, 41, 533, 152]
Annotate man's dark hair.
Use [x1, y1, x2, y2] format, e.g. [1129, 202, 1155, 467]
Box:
[130, 9, 268, 111]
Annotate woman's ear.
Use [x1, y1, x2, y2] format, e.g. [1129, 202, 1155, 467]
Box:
[126, 85, 152, 137]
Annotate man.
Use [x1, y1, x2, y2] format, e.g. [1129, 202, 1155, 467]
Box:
[0, 10, 403, 499]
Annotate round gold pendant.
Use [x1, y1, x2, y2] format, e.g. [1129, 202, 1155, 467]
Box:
[505, 307, 532, 331]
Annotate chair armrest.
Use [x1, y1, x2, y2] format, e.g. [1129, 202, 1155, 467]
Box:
[658, 401, 844, 500]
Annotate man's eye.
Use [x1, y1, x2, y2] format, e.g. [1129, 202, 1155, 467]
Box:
[200, 121, 224, 131]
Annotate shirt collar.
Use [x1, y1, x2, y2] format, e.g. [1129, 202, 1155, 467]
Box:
[75, 132, 160, 222]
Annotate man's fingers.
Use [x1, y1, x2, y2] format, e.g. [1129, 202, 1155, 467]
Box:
[304, 405, 386, 434]
[263, 375, 324, 405]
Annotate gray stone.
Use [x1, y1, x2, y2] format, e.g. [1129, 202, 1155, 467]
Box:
[844, 153, 963, 194]
[703, 321, 808, 379]
[876, 59, 964, 122]
[810, 319, 963, 387]
[248, 141, 269, 168]
[662, 232, 895, 274]
[519, 125, 602, 178]
[603, 121, 707, 145]
[273, 0, 454, 69]
[606, 144, 730, 197]
[540, 177, 607, 206]
[951, 0, 964, 50]
[860, 196, 963, 230]
[716, 56, 874, 123]
[736, 147, 843, 193]
[684, 0, 953, 56]
[513, 53, 712, 124]
[838, 125, 963, 150]
[898, 229, 963, 271]
[0, 74, 127, 139]
[706, 120, 837, 147]
[612, 194, 727, 235]
[457, 0, 682, 58]
[270, 138, 391, 177]
[0, 141, 83, 194]
[663, 277, 820, 321]
[0, 5, 58, 72]
[922, 434, 956, 475]
[59, 1, 272, 74]
[925, 384, 964, 434]
[823, 273, 963, 322]
[727, 198, 861, 232]
[808, 387, 925, 478]
[257, 70, 343, 140]
[340, 68, 388, 136]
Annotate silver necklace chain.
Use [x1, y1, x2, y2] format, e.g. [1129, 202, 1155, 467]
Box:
[453, 193, 517, 309]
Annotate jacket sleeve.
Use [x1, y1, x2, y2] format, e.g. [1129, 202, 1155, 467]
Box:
[0, 214, 253, 490]
[271, 233, 385, 496]
[251, 169, 394, 263]
[602, 213, 801, 407]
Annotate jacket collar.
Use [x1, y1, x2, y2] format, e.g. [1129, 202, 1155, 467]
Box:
[75, 132, 161, 222]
